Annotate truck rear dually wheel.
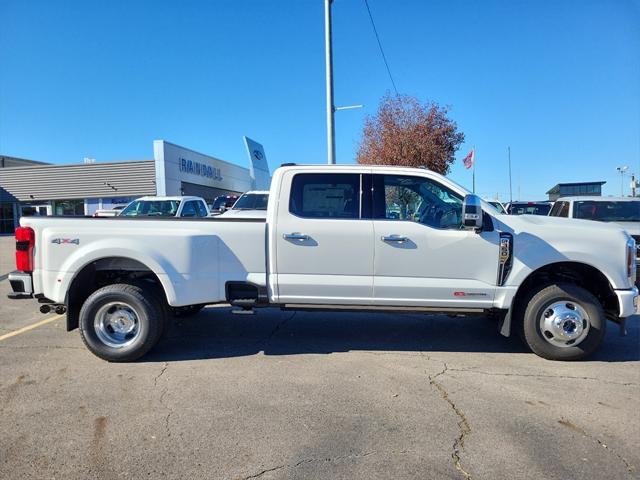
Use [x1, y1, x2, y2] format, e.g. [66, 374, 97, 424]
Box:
[79, 283, 166, 362]
[522, 283, 606, 361]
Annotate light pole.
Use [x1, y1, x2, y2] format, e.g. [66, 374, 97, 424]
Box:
[323, 0, 363, 164]
[617, 165, 629, 196]
[325, 0, 335, 164]
[508, 146, 513, 204]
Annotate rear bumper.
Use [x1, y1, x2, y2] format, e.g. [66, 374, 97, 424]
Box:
[615, 286, 639, 318]
[7, 272, 33, 299]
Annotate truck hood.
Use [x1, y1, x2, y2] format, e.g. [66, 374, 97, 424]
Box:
[610, 222, 640, 236]
[498, 214, 627, 235]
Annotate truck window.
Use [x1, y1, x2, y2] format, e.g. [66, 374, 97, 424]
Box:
[181, 201, 197, 217]
[372, 174, 463, 229]
[121, 200, 180, 217]
[550, 201, 569, 217]
[289, 173, 360, 219]
[574, 200, 640, 222]
[195, 201, 208, 217]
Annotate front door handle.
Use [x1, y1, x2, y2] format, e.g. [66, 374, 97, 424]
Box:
[283, 233, 309, 241]
[382, 235, 409, 243]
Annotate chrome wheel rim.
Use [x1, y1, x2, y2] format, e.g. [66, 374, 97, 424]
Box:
[94, 302, 141, 348]
[539, 300, 590, 348]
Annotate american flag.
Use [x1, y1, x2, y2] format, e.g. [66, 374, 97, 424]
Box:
[462, 148, 475, 170]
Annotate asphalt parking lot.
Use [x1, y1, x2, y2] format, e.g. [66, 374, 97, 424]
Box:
[0, 236, 638, 479]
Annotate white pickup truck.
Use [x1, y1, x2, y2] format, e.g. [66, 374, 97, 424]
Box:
[8, 165, 638, 362]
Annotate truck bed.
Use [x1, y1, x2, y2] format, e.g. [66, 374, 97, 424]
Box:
[22, 216, 267, 306]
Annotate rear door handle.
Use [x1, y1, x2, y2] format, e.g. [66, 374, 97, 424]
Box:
[283, 233, 309, 241]
[382, 235, 409, 243]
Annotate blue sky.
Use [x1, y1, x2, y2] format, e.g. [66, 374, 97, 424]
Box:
[1, 0, 638, 200]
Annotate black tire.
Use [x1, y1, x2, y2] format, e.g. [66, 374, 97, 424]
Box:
[79, 283, 166, 362]
[521, 283, 606, 361]
[171, 304, 206, 318]
[129, 279, 172, 334]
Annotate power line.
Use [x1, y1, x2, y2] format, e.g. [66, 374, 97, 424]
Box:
[363, 0, 399, 95]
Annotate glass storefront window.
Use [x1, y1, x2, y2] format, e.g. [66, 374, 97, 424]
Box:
[53, 199, 85, 216]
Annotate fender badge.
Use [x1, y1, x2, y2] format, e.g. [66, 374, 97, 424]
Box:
[51, 238, 79, 245]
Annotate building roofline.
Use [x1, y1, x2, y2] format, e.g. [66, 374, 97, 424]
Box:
[546, 181, 607, 194]
[0, 159, 153, 171]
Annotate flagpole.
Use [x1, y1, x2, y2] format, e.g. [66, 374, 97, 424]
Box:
[472, 146, 476, 193]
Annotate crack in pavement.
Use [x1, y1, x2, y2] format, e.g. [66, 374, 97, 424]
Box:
[239, 451, 384, 479]
[153, 362, 173, 438]
[557, 418, 636, 475]
[447, 368, 639, 387]
[427, 360, 472, 480]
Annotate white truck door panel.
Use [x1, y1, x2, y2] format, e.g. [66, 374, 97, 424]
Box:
[371, 174, 499, 308]
[373, 222, 499, 307]
[274, 170, 373, 304]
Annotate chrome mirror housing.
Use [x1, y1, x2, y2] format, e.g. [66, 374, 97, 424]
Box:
[462, 194, 483, 231]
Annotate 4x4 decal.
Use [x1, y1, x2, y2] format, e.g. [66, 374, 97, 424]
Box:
[51, 238, 79, 245]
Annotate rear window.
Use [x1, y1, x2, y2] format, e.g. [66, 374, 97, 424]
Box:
[509, 203, 551, 216]
[120, 200, 181, 217]
[289, 173, 360, 219]
[574, 201, 640, 222]
[233, 193, 269, 210]
[212, 196, 237, 210]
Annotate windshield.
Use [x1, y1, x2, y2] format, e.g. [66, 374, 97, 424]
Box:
[509, 203, 551, 215]
[232, 193, 269, 210]
[574, 200, 640, 222]
[487, 201, 506, 214]
[120, 200, 181, 217]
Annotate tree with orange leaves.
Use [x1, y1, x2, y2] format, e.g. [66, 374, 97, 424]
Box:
[356, 94, 465, 175]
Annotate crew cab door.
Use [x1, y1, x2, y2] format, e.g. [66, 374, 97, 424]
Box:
[273, 170, 373, 304]
[371, 174, 500, 308]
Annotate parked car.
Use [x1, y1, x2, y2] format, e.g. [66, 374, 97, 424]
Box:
[486, 200, 507, 214]
[506, 201, 552, 216]
[119, 196, 210, 218]
[93, 205, 127, 217]
[219, 191, 269, 219]
[8, 165, 637, 362]
[210, 195, 239, 215]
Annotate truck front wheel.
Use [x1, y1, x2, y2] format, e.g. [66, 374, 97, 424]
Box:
[521, 283, 606, 361]
[79, 283, 166, 362]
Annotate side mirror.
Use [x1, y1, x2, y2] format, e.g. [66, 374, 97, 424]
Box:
[462, 194, 483, 231]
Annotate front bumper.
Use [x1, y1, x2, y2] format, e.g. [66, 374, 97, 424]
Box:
[7, 272, 33, 299]
[615, 286, 639, 318]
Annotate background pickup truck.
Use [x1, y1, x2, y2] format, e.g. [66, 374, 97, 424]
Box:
[8, 165, 638, 362]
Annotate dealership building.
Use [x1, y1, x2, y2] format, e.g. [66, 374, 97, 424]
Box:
[0, 139, 270, 234]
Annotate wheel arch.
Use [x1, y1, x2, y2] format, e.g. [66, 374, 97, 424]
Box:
[64, 256, 174, 332]
[500, 261, 618, 337]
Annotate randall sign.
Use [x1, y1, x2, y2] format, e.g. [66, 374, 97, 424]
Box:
[179, 157, 223, 181]
[153, 139, 270, 197]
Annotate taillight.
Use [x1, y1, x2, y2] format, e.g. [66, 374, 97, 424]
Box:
[15, 227, 35, 272]
[627, 238, 636, 286]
